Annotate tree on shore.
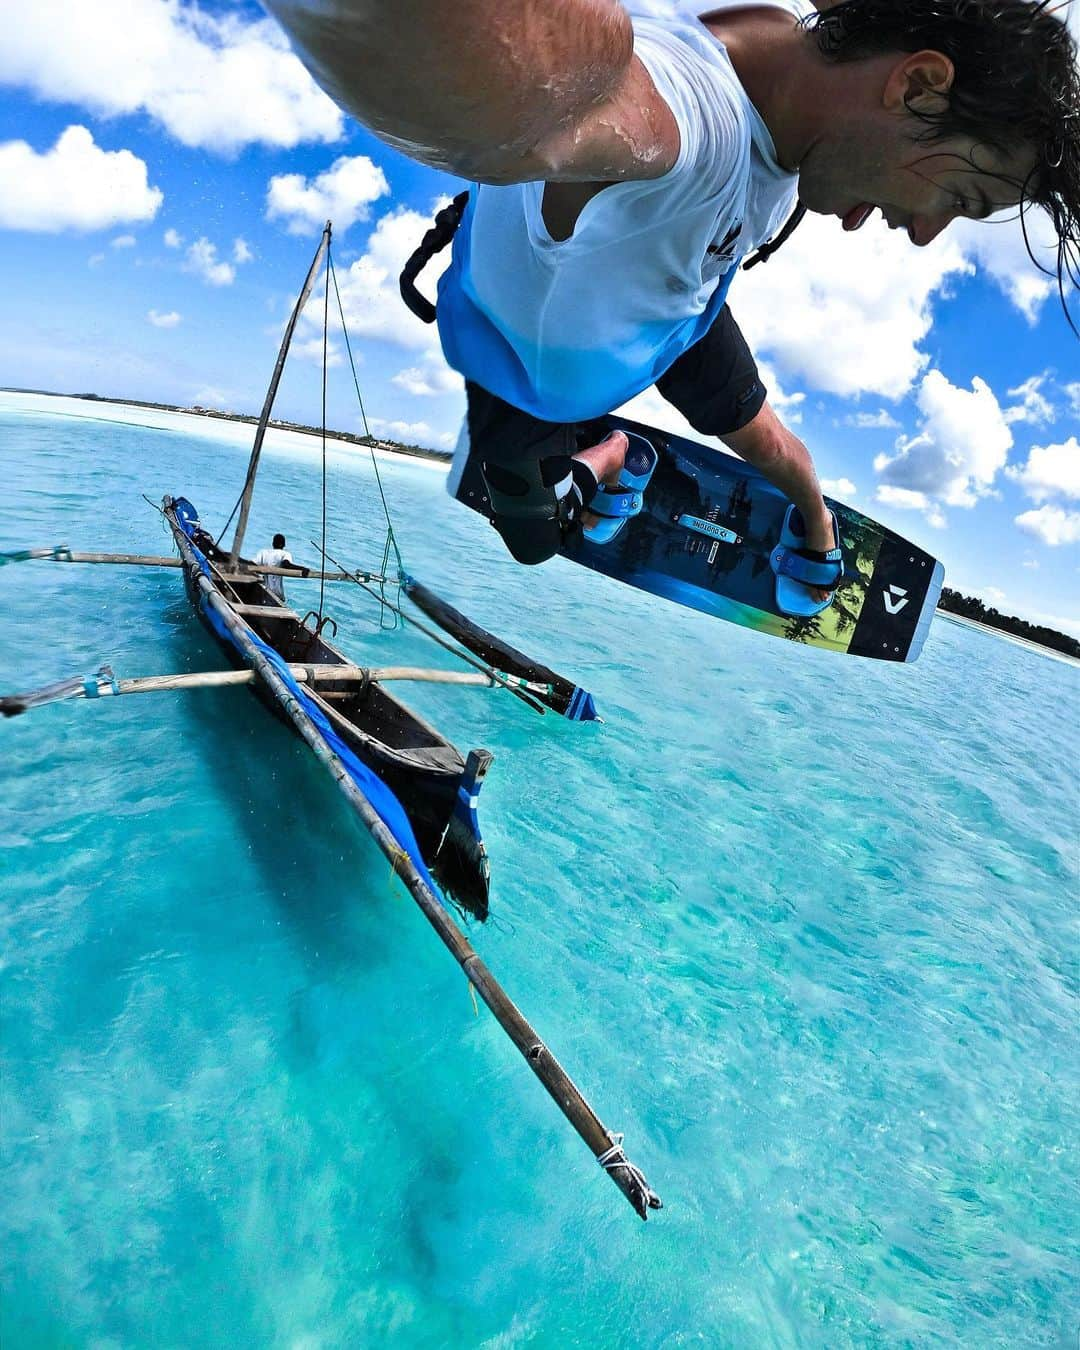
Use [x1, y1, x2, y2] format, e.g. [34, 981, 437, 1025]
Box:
[937, 587, 1079, 659]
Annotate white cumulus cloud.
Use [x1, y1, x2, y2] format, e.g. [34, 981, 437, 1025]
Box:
[267, 155, 389, 235]
[328, 204, 453, 353]
[951, 211, 1058, 323]
[0, 0, 343, 154]
[111, 233, 136, 249]
[233, 237, 253, 264]
[844, 410, 900, 430]
[164, 227, 183, 248]
[874, 370, 1012, 509]
[1006, 437, 1080, 503]
[1015, 505, 1080, 547]
[729, 211, 972, 401]
[821, 477, 857, 499]
[1003, 374, 1055, 427]
[292, 336, 343, 368]
[185, 237, 235, 287]
[0, 125, 162, 232]
[367, 416, 454, 450]
[875, 484, 947, 529]
[392, 363, 463, 397]
[148, 309, 182, 328]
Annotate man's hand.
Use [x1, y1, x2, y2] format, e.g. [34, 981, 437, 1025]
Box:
[721, 401, 837, 600]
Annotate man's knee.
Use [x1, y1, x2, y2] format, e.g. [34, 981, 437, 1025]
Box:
[481, 457, 586, 565]
[493, 519, 562, 565]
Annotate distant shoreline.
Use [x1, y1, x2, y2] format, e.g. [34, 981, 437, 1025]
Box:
[936, 587, 1078, 663]
[5, 387, 1077, 663]
[0, 386, 453, 467]
[937, 611, 1080, 668]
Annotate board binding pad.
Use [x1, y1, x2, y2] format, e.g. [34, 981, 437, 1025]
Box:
[449, 413, 944, 663]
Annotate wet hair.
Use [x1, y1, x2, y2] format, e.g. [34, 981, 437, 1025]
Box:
[805, 0, 1080, 330]
[272, 533, 286, 548]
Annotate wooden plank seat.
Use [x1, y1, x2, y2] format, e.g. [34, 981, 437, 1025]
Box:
[231, 602, 301, 620]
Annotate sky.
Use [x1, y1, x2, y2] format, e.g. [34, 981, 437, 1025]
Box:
[0, 0, 1078, 635]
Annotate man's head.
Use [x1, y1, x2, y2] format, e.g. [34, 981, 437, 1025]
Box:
[797, 0, 1079, 323]
[273, 533, 286, 549]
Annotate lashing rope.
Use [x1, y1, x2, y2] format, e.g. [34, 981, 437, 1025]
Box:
[596, 1133, 663, 1209]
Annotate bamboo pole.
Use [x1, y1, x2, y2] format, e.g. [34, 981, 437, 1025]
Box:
[1, 548, 182, 568]
[220, 567, 359, 583]
[229, 223, 332, 566]
[172, 527, 661, 1219]
[4, 547, 356, 582]
[0, 664, 509, 716]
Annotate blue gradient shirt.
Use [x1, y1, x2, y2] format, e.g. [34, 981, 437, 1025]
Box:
[436, 9, 802, 422]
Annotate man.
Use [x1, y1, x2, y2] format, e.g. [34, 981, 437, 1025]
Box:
[263, 0, 1078, 606]
[253, 533, 305, 602]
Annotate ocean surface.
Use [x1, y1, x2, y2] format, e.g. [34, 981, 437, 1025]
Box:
[1, 394, 1077, 1348]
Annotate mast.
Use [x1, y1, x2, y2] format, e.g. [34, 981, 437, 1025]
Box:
[229, 220, 332, 566]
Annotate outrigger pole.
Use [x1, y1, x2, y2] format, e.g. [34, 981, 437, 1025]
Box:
[0, 603, 659, 1217]
[0, 663, 525, 717]
[0, 545, 355, 583]
[228, 221, 333, 569]
[169, 525, 662, 1221]
[1, 222, 654, 1217]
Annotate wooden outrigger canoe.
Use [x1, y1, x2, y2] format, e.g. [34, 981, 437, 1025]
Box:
[0, 221, 662, 1220]
[163, 493, 493, 918]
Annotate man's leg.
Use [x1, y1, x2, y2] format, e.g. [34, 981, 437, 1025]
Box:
[655, 303, 766, 439]
[466, 381, 625, 564]
[656, 303, 837, 599]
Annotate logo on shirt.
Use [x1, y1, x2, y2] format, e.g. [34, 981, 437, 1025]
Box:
[707, 221, 743, 265]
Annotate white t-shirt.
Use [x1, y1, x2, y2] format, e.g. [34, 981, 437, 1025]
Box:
[437, 2, 805, 421]
[253, 546, 293, 601]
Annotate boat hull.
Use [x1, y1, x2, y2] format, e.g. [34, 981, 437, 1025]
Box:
[163, 497, 491, 917]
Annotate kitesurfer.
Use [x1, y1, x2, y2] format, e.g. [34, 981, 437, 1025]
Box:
[263, 0, 1079, 605]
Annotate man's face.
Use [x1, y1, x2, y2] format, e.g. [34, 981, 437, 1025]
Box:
[797, 89, 1036, 246]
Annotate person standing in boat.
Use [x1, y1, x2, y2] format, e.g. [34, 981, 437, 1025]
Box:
[262, 0, 1078, 606]
[253, 533, 306, 602]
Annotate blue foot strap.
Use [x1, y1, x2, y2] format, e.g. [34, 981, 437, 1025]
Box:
[770, 546, 843, 588]
[587, 487, 644, 520]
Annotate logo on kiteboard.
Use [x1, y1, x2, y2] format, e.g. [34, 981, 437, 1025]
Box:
[673, 513, 742, 545]
[883, 584, 909, 615]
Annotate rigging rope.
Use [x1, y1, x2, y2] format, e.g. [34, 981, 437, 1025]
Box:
[210, 231, 410, 636]
[329, 256, 406, 629]
[317, 238, 330, 625]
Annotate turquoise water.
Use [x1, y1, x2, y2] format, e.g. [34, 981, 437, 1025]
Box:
[1, 398, 1077, 1347]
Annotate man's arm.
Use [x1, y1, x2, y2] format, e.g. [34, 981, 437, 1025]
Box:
[721, 403, 836, 556]
[261, 0, 678, 184]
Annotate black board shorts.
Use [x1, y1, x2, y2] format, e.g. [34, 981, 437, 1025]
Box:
[465, 302, 766, 564]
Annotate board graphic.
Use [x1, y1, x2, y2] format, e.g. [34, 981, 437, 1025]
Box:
[450, 413, 944, 662]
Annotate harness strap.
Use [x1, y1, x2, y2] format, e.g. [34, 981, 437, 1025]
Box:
[743, 202, 807, 270]
[399, 190, 470, 323]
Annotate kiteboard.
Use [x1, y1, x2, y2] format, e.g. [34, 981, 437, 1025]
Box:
[449, 413, 944, 663]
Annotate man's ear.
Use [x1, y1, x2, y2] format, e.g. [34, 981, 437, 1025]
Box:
[883, 49, 955, 112]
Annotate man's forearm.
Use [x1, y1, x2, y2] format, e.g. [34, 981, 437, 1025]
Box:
[721, 402, 834, 551]
[260, 0, 633, 181]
